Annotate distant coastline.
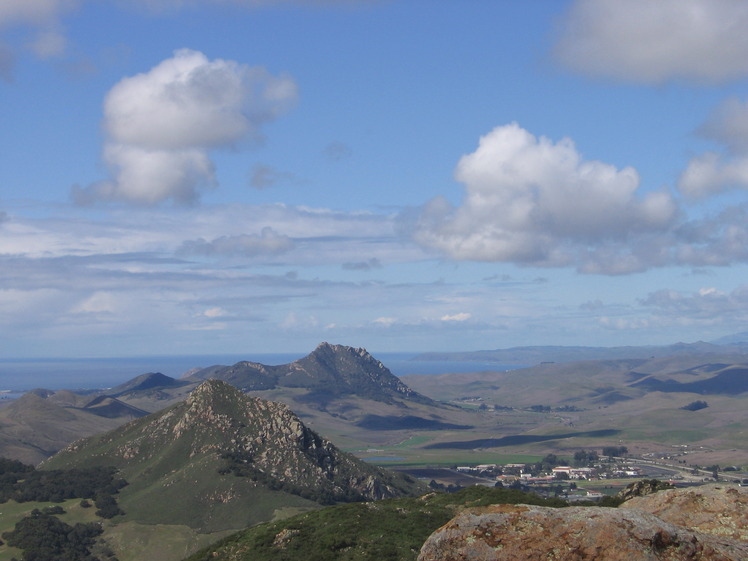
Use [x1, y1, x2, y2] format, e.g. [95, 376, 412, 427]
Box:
[0, 352, 524, 392]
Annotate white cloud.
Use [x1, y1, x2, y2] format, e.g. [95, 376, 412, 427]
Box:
[74, 49, 298, 206]
[440, 312, 471, 322]
[179, 226, 294, 257]
[410, 123, 676, 273]
[201, 306, 228, 318]
[554, 0, 748, 84]
[678, 98, 748, 199]
[373, 316, 396, 327]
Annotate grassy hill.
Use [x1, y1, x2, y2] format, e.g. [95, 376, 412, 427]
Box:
[39, 380, 427, 560]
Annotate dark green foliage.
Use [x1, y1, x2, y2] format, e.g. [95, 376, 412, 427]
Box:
[94, 493, 124, 519]
[41, 505, 65, 515]
[185, 486, 567, 561]
[573, 449, 598, 466]
[529, 405, 551, 412]
[598, 495, 625, 507]
[2, 510, 103, 561]
[602, 446, 628, 457]
[0, 460, 127, 504]
[682, 400, 708, 411]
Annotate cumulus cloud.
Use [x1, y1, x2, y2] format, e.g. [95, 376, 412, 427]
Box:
[679, 98, 748, 199]
[409, 123, 677, 273]
[554, 0, 748, 84]
[74, 49, 298, 206]
[179, 226, 294, 257]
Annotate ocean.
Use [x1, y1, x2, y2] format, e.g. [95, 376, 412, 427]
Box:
[0, 353, 522, 395]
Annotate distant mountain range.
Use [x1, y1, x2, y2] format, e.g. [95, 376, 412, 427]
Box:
[0, 343, 463, 464]
[414, 339, 748, 364]
[4, 339, 748, 469]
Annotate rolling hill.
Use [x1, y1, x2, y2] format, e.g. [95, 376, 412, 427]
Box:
[40, 379, 427, 560]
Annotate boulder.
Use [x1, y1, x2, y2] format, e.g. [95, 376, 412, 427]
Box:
[621, 484, 748, 542]
[417, 503, 748, 561]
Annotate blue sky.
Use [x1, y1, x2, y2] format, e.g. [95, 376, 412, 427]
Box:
[2, 0, 748, 358]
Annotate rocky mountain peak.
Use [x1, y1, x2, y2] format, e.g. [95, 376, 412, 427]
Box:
[187, 342, 433, 405]
[291, 342, 425, 402]
[46, 378, 424, 516]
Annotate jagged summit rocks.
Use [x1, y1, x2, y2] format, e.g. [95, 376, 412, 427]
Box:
[42, 379, 425, 532]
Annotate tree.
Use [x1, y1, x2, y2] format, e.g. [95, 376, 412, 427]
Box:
[602, 446, 628, 458]
[682, 400, 708, 411]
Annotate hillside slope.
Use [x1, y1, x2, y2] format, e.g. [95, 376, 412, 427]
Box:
[42, 380, 426, 535]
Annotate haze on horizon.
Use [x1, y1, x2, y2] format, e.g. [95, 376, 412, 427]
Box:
[2, 0, 748, 359]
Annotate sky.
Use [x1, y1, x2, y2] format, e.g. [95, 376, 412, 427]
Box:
[2, 0, 748, 358]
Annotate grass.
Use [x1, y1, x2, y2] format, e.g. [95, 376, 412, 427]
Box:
[102, 522, 236, 561]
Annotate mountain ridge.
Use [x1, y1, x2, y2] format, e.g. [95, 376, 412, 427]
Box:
[42, 379, 426, 534]
[187, 342, 434, 405]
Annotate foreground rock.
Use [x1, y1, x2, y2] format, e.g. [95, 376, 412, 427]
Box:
[621, 484, 748, 542]
[417, 503, 748, 561]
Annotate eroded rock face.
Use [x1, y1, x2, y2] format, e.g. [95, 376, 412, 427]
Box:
[621, 484, 748, 542]
[417, 503, 748, 561]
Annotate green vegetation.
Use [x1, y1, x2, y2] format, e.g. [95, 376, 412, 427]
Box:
[185, 486, 567, 561]
[682, 400, 709, 411]
[0, 458, 126, 509]
[2, 510, 105, 561]
[0, 458, 128, 561]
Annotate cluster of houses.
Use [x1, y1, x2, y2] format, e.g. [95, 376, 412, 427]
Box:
[455, 462, 643, 484]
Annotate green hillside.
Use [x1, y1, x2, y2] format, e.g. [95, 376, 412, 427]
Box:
[184, 486, 567, 561]
[39, 380, 426, 559]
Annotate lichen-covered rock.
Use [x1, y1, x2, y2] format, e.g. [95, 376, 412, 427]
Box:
[417, 504, 748, 561]
[621, 484, 748, 542]
[618, 479, 674, 501]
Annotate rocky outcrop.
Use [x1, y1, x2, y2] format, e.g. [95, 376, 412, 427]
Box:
[617, 478, 673, 501]
[418, 486, 748, 561]
[621, 484, 748, 542]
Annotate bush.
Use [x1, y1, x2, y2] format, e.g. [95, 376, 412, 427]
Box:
[682, 400, 708, 411]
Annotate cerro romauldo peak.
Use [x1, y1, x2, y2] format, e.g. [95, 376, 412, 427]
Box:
[42, 378, 425, 533]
